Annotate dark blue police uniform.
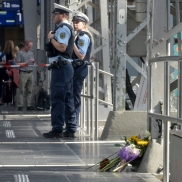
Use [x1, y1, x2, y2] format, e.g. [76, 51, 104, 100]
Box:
[72, 31, 92, 123]
[43, 4, 77, 138]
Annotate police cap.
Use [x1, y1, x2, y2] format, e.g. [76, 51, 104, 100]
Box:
[72, 11, 89, 23]
[52, 3, 73, 14]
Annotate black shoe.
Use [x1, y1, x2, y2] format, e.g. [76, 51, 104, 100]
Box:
[18, 107, 23, 111]
[43, 130, 62, 138]
[63, 131, 76, 138]
[27, 106, 34, 111]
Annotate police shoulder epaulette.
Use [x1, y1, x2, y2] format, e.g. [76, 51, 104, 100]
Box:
[79, 31, 90, 38]
[57, 23, 74, 35]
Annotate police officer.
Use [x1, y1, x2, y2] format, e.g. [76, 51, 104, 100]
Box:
[69, 11, 93, 125]
[43, 3, 77, 138]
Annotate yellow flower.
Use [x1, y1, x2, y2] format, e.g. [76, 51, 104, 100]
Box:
[128, 136, 149, 146]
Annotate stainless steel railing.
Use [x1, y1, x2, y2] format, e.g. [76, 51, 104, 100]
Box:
[79, 62, 114, 139]
[148, 56, 182, 182]
[1, 62, 114, 139]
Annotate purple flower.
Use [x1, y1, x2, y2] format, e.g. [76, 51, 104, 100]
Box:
[118, 145, 140, 162]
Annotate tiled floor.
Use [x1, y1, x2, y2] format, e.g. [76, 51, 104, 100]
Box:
[0, 106, 161, 181]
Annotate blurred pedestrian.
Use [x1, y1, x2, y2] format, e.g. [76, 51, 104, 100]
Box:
[6, 46, 19, 105]
[3, 40, 14, 81]
[0, 46, 6, 105]
[16, 40, 35, 111]
[18, 42, 24, 51]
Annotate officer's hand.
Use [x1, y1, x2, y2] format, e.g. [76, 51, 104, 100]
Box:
[48, 31, 54, 39]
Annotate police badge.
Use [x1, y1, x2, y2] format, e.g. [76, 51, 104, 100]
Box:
[79, 40, 84, 46]
[60, 32, 66, 39]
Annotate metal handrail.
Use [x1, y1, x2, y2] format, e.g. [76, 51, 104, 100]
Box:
[149, 56, 182, 63]
[148, 2, 182, 180]
[149, 112, 182, 125]
[99, 69, 114, 77]
[79, 62, 114, 138]
[98, 99, 113, 106]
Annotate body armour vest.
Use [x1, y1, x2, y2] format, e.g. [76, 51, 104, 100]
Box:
[72, 31, 92, 62]
[54, 23, 75, 59]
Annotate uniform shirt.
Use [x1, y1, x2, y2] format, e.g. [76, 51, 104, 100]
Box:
[77, 33, 90, 56]
[49, 20, 72, 64]
[16, 50, 34, 71]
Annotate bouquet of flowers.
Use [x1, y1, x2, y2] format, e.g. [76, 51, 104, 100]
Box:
[89, 130, 151, 172]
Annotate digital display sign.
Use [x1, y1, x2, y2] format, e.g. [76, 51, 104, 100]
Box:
[0, 11, 15, 18]
[2, 1, 20, 11]
[15, 11, 23, 25]
[0, 11, 15, 26]
[0, 1, 23, 26]
[0, 11, 23, 26]
[0, 19, 15, 26]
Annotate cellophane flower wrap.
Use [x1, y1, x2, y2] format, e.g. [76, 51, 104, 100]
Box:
[88, 130, 151, 172]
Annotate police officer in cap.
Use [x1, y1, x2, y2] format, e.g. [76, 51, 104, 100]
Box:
[67, 11, 93, 125]
[43, 3, 77, 138]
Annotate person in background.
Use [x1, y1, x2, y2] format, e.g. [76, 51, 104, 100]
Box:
[70, 11, 93, 125]
[3, 40, 14, 81]
[6, 46, 19, 105]
[16, 40, 35, 111]
[18, 42, 24, 51]
[0, 46, 6, 105]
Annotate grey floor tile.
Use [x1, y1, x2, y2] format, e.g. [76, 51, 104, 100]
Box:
[0, 113, 161, 181]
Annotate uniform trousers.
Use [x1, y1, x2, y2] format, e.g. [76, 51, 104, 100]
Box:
[73, 64, 88, 123]
[51, 64, 77, 133]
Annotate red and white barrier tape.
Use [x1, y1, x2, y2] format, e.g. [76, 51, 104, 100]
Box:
[0, 64, 50, 68]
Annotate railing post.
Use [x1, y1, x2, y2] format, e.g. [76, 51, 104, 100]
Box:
[163, 1, 171, 181]
[86, 67, 90, 136]
[147, 0, 154, 132]
[147, 62, 152, 128]
[81, 79, 86, 130]
[90, 63, 95, 138]
[163, 61, 170, 182]
[94, 62, 99, 138]
[176, 0, 182, 125]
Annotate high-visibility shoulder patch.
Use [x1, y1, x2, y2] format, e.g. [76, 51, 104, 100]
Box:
[79, 40, 84, 46]
[60, 32, 66, 39]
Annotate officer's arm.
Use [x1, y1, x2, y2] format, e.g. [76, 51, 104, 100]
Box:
[51, 39, 67, 52]
[74, 35, 90, 60]
[73, 44, 85, 60]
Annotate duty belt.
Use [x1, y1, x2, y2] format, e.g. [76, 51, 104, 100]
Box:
[72, 60, 84, 67]
[48, 57, 72, 70]
[72, 60, 91, 67]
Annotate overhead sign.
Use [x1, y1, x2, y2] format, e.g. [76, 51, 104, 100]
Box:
[0, 11, 23, 26]
[15, 11, 23, 25]
[2, 1, 20, 11]
[0, 11, 14, 18]
[0, 19, 15, 26]
[0, 11, 15, 26]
